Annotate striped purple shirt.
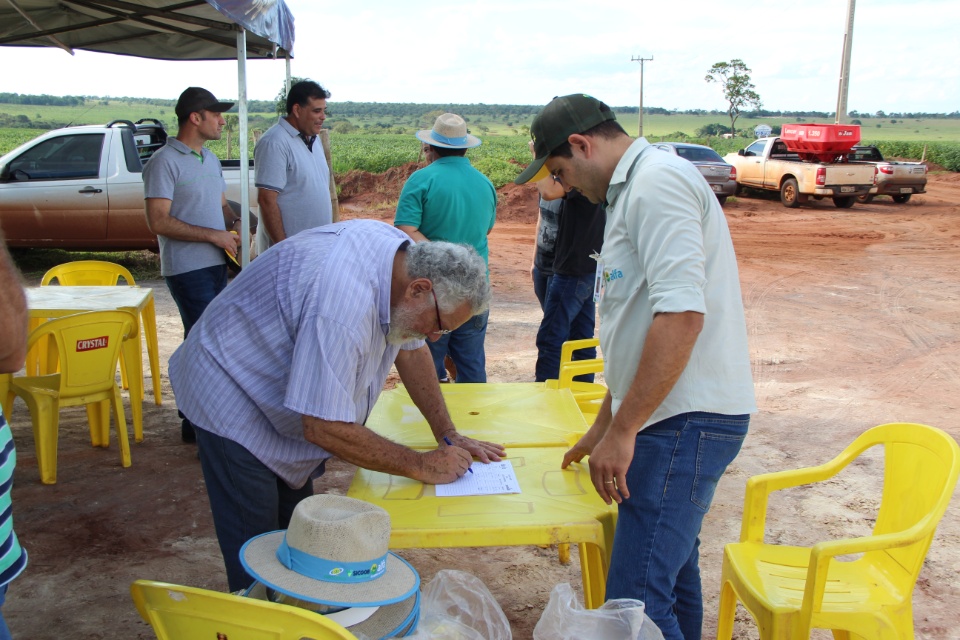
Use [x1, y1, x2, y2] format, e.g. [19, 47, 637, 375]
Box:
[169, 220, 421, 487]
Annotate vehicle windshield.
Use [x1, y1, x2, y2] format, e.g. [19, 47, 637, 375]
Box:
[676, 146, 724, 163]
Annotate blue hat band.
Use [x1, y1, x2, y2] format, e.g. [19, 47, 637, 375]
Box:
[430, 131, 468, 146]
[276, 535, 387, 584]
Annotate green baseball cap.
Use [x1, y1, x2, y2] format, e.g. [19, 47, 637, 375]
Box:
[515, 93, 618, 184]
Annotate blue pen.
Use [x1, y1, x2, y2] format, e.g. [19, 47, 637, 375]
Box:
[443, 436, 473, 473]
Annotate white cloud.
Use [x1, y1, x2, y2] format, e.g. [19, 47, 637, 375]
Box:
[0, 0, 956, 113]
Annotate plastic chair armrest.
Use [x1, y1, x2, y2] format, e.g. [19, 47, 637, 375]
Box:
[800, 524, 933, 623]
[740, 457, 857, 542]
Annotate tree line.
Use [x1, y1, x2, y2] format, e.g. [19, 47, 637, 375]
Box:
[2, 93, 957, 122]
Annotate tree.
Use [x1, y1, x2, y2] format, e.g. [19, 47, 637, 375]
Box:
[223, 114, 238, 158]
[274, 76, 310, 116]
[704, 59, 762, 136]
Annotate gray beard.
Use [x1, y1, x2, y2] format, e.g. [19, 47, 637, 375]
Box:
[386, 300, 428, 345]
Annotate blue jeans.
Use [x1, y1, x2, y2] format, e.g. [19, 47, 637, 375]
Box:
[428, 310, 489, 383]
[532, 265, 553, 311]
[606, 412, 749, 640]
[166, 264, 229, 439]
[165, 264, 229, 339]
[534, 273, 596, 382]
[0, 584, 10, 640]
[194, 426, 318, 592]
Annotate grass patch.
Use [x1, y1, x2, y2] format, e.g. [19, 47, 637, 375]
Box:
[10, 248, 161, 282]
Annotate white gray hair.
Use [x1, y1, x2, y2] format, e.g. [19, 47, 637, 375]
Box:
[405, 241, 490, 316]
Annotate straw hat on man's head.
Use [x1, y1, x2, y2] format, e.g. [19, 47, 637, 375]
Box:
[241, 495, 420, 639]
[416, 113, 482, 149]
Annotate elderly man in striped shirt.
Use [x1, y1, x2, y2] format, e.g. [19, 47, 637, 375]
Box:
[169, 219, 505, 592]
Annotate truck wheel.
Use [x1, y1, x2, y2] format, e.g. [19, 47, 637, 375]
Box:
[833, 196, 857, 209]
[892, 194, 912, 204]
[780, 179, 801, 208]
[717, 196, 727, 206]
[734, 184, 743, 197]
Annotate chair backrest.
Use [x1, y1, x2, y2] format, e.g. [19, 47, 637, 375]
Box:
[560, 338, 600, 367]
[27, 311, 135, 396]
[131, 580, 359, 640]
[41, 260, 136, 286]
[844, 423, 960, 582]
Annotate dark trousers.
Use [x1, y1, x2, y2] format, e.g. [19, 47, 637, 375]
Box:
[194, 426, 318, 592]
[166, 264, 228, 439]
[532, 265, 553, 311]
[165, 263, 229, 339]
[534, 272, 597, 382]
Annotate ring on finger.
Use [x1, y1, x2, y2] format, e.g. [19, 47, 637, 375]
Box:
[604, 480, 615, 484]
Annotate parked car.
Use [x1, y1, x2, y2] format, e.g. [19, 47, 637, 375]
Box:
[845, 145, 927, 204]
[652, 142, 737, 205]
[0, 119, 257, 250]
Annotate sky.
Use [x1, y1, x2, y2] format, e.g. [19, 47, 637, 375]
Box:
[0, 0, 957, 114]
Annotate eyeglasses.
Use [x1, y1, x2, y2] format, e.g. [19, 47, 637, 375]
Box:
[432, 290, 453, 336]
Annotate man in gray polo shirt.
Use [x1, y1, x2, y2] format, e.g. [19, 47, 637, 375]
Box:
[143, 86, 242, 443]
[254, 80, 333, 253]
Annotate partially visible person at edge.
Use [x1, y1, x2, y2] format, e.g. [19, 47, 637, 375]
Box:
[254, 80, 333, 254]
[168, 219, 506, 592]
[516, 94, 756, 640]
[0, 229, 29, 640]
[143, 86, 243, 444]
[530, 140, 561, 311]
[394, 113, 496, 384]
[531, 162, 605, 383]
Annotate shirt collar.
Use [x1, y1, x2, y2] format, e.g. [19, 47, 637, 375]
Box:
[278, 117, 316, 151]
[606, 137, 651, 207]
[167, 137, 204, 158]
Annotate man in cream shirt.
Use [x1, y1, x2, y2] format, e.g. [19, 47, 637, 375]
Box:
[516, 93, 756, 640]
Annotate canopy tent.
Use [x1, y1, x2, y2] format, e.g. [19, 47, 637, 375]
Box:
[0, 0, 296, 266]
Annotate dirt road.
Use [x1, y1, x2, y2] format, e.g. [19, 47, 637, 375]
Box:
[5, 173, 960, 639]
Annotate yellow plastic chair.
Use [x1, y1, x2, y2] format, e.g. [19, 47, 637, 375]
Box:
[131, 580, 360, 640]
[41, 260, 135, 287]
[545, 338, 606, 422]
[38, 260, 139, 391]
[717, 422, 960, 640]
[7, 310, 137, 484]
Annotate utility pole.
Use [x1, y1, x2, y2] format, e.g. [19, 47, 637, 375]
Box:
[835, 0, 856, 124]
[631, 55, 653, 137]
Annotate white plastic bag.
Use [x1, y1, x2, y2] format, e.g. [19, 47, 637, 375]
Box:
[533, 583, 664, 640]
[399, 569, 512, 640]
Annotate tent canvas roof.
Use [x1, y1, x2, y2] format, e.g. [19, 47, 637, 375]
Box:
[0, 0, 294, 60]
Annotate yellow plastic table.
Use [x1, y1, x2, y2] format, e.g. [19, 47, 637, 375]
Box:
[367, 383, 587, 449]
[25, 286, 161, 442]
[348, 446, 617, 609]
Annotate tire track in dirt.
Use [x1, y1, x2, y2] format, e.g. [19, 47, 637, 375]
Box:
[742, 270, 809, 409]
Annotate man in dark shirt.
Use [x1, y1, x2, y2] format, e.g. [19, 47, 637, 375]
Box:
[534, 185, 606, 382]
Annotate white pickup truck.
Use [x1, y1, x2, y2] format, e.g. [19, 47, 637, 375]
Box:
[724, 136, 876, 209]
[0, 119, 256, 250]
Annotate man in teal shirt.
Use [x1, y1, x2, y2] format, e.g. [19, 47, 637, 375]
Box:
[395, 113, 496, 383]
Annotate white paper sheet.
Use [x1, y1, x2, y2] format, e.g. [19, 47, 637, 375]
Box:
[435, 460, 521, 497]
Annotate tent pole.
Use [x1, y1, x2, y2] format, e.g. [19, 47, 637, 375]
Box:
[237, 26, 251, 267]
[285, 50, 291, 96]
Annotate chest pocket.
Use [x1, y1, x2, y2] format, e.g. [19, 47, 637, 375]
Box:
[597, 230, 642, 315]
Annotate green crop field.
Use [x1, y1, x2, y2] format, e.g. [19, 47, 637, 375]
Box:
[3, 100, 960, 179]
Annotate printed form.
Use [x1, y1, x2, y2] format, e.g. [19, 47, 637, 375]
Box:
[436, 460, 521, 497]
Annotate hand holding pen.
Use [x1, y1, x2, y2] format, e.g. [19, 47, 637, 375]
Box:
[444, 436, 473, 473]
